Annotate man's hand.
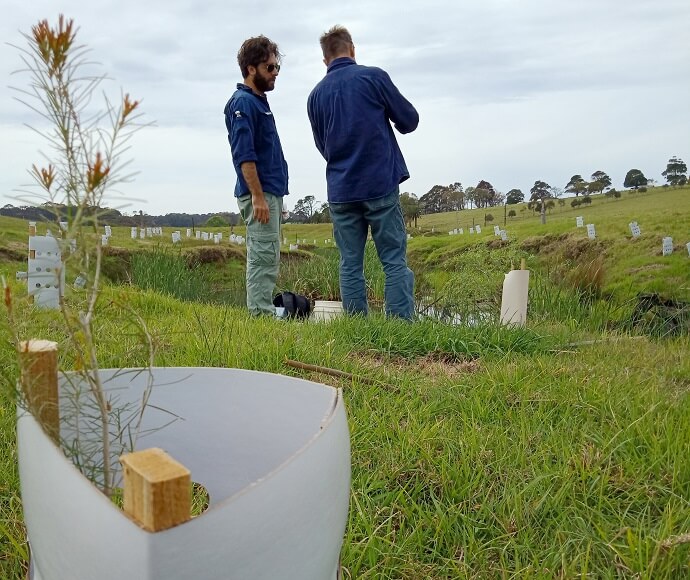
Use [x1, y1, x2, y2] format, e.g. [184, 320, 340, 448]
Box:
[252, 192, 270, 224]
[240, 162, 270, 224]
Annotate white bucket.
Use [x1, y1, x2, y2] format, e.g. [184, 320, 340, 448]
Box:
[19, 367, 350, 580]
[500, 269, 529, 327]
[312, 300, 344, 322]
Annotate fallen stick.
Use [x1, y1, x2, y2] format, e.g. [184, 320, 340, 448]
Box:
[283, 358, 378, 386]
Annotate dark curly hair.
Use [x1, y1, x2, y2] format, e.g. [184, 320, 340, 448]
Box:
[237, 35, 281, 78]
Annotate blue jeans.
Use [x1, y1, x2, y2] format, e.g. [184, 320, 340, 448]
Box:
[329, 189, 414, 320]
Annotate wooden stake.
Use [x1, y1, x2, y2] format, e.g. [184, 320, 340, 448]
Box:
[520, 258, 526, 270]
[19, 339, 59, 441]
[120, 448, 191, 532]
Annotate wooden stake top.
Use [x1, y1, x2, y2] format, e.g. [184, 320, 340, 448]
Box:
[120, 448, 190, 482]
[120, 447, 192, 532]
[20, 339, 58, 353]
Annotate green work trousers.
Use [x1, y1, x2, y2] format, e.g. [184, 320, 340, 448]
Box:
[237, 193, 283, 316]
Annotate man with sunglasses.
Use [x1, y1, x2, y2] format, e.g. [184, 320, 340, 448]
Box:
[224, 36, 288, 316]
[308, 26, 419, 320]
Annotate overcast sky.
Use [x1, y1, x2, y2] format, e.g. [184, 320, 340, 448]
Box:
[1, 0, 688, 216]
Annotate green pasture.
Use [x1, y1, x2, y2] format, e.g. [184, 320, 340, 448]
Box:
[0, 185, 689, 578]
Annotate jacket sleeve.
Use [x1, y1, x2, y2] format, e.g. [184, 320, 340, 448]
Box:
[225, 101, 258, 166]
[377, 70, 419, 135]
[307, 90, 326, 158]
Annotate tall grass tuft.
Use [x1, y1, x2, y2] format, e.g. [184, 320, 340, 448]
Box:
[529, 270, 624, 332]
[278, 243, 385, 302]
[564, 254, 606, 300]
[131, 246, 207, 302]
[414, 243, 528, 323]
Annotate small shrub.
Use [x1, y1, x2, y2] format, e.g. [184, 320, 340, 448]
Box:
[508, 209, 516, 217]
[639, 186, 648, 193]
[571, 199, 581, 208]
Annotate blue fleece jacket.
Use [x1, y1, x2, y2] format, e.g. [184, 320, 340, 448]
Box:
[307, 57, 419, 203]
[224, 84, 289, 198]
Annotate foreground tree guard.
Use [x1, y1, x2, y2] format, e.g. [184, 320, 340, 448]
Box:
[19, 364, 350, 580]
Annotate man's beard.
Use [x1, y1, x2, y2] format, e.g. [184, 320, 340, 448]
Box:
[254, 72, 275, 93]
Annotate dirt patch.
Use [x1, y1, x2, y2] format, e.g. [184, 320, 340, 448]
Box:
[183, 245, 245, 266]
[519, 233, 567, 254]
[280, 249, 311, 262]
[101, 246, 135, 283]
[562, 237, 606, 261]
[102, 246, 133, 259]
[520, 232, 606, 261]
[485, 239, 511, 250]
[360, 352, 480, 380]
[0, 246, 26, 262]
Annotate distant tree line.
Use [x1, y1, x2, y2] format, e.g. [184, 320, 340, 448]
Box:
[405, 156, 687, 223]
[0, 202, 241, 228]
[5, 158, 685, 227]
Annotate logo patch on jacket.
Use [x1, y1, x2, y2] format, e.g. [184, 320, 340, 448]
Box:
[234, 110, 243, 118]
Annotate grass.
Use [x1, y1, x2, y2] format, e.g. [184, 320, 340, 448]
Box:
[1, 187, 690, 578]
[1, 290, 689, 578]
[411, 185, 690, 303]
[130, 246, 209, 301]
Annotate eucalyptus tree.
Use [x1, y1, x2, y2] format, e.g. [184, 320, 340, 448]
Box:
[529, 180, 552, 224]
[662, 156, 687, 186]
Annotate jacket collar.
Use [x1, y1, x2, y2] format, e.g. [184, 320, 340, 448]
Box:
[236, 82, 268, 102]
[327, 57, 356, 73]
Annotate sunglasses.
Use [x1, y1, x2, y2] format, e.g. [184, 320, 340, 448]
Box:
[263, 63, 281, 73]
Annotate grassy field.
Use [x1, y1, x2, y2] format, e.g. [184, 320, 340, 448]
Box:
[0, 187, 689, 578]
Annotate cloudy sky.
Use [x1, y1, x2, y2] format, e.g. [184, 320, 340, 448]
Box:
[1, 0, 688, 216]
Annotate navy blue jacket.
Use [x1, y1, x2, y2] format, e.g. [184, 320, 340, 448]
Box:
[307, 58, 419, 203]
[224, 84, 289, 198]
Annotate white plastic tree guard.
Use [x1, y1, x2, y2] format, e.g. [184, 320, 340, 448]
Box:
[500, 267, 529, 327]
[312, 301, 344, 322]
[576, 216, 584, 228]
[27, 235, 64, 309]
[662, 237, 674, 256]
[586, 224, 596, 239]
[19, 367, 350, 580]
